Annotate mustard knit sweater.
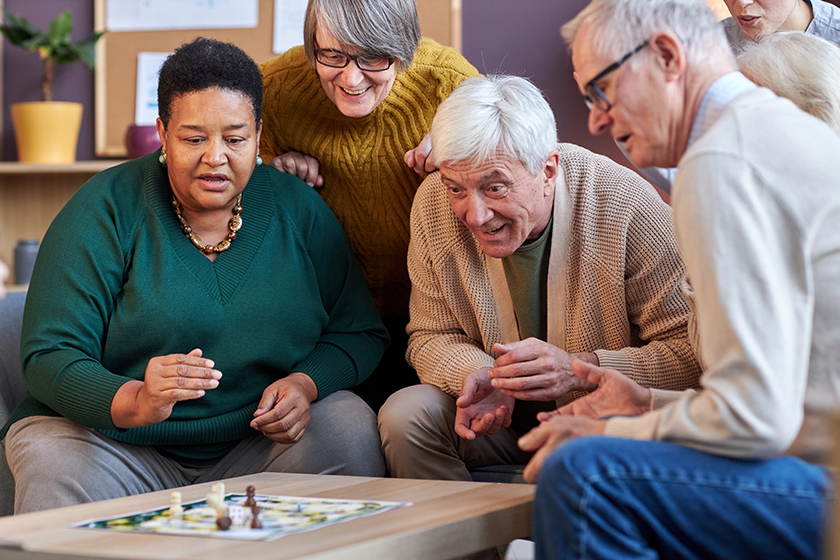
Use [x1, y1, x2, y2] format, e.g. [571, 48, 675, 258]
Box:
[260, 39, 480, 318]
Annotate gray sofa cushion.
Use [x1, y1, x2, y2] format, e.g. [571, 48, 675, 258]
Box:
[0, 291, 27, 427]
[0, 290, 26, 517]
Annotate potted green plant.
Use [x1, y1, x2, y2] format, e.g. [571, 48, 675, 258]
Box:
[1, 9, 104, 163]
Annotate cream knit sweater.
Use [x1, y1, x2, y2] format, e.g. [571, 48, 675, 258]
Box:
[407, 143, 701, 398]
[606, 87, 840, 463]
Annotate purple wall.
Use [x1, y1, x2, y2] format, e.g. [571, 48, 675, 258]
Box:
[460, 0, 840, 175]
[462, 0, 624, 166]
[2, 0, 96, 161]
[4, 0, 840, 162]
[4, 0, 608, 164]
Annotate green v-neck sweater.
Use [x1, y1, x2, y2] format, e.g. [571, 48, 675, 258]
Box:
[3, 152, 388, 462]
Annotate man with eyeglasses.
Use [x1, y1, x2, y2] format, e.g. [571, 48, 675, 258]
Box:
[518, 0, 840, 558]
[624, 0, 840, 196]
[378, 74, 701, 484]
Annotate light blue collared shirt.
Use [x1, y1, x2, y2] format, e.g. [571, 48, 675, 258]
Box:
[623, 72, 755, 194]
[686, 71, 756, 150]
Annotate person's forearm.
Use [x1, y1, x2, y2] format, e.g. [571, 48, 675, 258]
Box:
[286, 372, 319, 402]
[408, 332, 495, 396]
[110, 380, 145, 429]
[572, 352, 598, 366]
[566, 352, 600, 392]
[595, 341, 702, 391]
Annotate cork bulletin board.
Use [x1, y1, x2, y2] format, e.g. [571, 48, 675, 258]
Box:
[93, 0, 458, 157]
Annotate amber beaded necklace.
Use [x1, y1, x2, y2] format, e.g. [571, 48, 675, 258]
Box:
[171, 194, 243, 254]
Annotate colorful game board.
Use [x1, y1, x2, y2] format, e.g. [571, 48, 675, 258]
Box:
[71, 492, 412, 541]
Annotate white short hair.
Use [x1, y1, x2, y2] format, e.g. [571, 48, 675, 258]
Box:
[430, 75, 557, 176]
[738, 32, 840, 134]
[561, 0, 733, 69]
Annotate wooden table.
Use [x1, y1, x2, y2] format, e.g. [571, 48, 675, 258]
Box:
[0, 472, 534, 560]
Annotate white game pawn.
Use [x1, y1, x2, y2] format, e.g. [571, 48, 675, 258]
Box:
[207, 482, 227, 519]
[169, 491, 183, 521]
[211, 482, 225, 504]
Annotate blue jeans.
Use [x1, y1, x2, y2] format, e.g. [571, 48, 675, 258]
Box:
[534, 437, 833, 560]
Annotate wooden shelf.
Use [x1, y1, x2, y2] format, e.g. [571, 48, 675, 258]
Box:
[0, 160, 127, 175]
[0, 161, 129, 278]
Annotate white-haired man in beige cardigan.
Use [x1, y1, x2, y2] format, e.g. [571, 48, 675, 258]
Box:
[377, 74, 702, 480]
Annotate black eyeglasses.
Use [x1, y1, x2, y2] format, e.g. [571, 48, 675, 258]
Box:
[313, 41, 395, 72]
[583, 39, 650, 112]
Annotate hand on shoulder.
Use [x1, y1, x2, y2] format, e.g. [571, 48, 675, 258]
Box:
[269, 152, 324, 188]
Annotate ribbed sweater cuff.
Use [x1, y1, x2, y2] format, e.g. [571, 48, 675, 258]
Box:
[465, 356, 495, 372]
[44, 356, 125, 430]
[441, 354, 494, 397]
[296, 342, 357, 401]
[603, 410, 663, 440]
[100, 406, 257, 445]
[650, 388, 692, 410]
[594, 349, 634, 374]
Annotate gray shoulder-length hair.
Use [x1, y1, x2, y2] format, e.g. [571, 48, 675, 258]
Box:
[561, 0, 733, 70]
[430, 75, 558, 177]
[303, 0, 421, 71]
[737, 32, 840, 134]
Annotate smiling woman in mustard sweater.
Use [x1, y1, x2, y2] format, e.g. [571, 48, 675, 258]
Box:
[259, 0, 480, 411]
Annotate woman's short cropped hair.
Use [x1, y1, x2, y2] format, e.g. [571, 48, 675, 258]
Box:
[303, 0, 421, 70]
[431, 75, 558, 177]
[561, 0, 733, 71]
[737, 32, 840, 134]
[157, 37, 263, 129]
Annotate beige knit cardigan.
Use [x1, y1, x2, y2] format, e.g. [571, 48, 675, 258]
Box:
[406, 143, 702, 398]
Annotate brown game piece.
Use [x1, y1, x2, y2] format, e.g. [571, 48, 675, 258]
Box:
[216, 516, 232, 531]
[250, 503, 262, 529]
[244, 485, 256, 508]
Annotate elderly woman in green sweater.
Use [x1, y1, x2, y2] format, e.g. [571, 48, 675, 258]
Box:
[260, 0, 480, 412]
[1, 38, 388, 514]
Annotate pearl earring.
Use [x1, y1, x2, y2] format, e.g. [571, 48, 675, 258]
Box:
[256, 154, 263, 166]
[159, 151, 167, 167]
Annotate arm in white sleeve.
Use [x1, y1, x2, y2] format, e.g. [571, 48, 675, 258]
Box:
[605, 153, 811, 458]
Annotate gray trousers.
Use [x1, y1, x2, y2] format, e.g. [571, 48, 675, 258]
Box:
[378, 385, 533, 481]
[5, 390, 384, 514]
